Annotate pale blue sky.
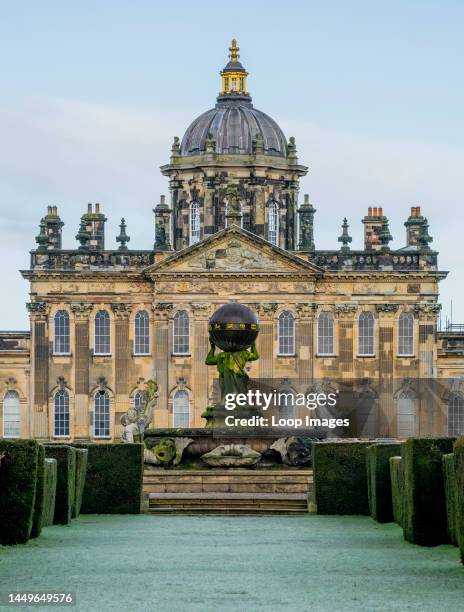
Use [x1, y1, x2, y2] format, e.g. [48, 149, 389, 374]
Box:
[1, 0, 463, 328]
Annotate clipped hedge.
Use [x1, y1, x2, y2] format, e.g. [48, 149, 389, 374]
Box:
[312, 441, 371, 515]
[30, 445, 46, 539]
[75, 443, 144, 514]
[42, 458, 58, 527]
[366, 443, 401, 523]
[403, 437, 455, 546]
[0, 439, 39, 545]
[389, 456, 404, 527]
[72, 448, 88, 518]
[454, 438, 464, 564]
[44, 445, 76, 525]
[442, 453, 459, 546]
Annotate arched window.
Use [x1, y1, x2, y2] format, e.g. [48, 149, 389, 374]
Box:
[134, 391, 145, 412]
[54, 389, 70, 437]
[3, 390, 20, 438]
[134, 310, 150, 355]
[448, 393, 464, 436]
[318, 312, 334, 355]
[94, 390, 110, 438]
[173, 310, 189, 354]
[278, 311, 295, 355]
[397, 389, 417, 438]
[358, 312, 375, 356]
[173, 390, 190, 427]
[190, 201, 200, 245]
[54, 310, 70, 354]
[94, 310, 110, 355]
[398, 313, 414, 356]
[268, 200, 279, 245]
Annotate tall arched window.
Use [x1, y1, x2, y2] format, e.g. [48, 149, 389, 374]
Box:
[397, 389, 417, 438]
[268, 200, 279, 245]
[54, 310, 70, 354]
[3, 390, 20, 438]
[94, 310, 110, 355]
[398, 312, 414, 356]
[318, 312, 334, 355]
[134, 310, 150, 355]
[173, 310, 189, 354]
[173, 389, 190, 427]
[358, 312, 375, 356]
[448, 393, 464, 436]
[134, 391, 145, 412]
[190, 201, 200, 245]
[278, 311, 295, 355]
[94, 390, 110, 438]
[54, 389, 70, 437]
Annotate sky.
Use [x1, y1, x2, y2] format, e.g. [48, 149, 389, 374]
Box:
[1, 0, 463, 329]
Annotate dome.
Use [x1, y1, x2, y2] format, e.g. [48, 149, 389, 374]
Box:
[180, 97, 288, 158]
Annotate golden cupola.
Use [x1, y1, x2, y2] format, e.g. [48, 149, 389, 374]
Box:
[219, 39, 249, 97]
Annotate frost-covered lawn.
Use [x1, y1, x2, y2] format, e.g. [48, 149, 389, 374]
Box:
[1, 514, 463, 611]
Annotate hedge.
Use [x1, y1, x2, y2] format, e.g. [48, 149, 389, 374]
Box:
[442, 453, 459, 546]
[75, 443, 144, 514]
[389, 456, 404, 527]
[44, 445, 76, 525]
[30, 445, 46, 539]
[72, 448, 88, 518]
[454, 438, 464, 564]
[366, 443, 401, 523]
[402, 437, 455, 546]
[42, 458, 58, 527]
[0, 439, 39, 545]
[312, 441, 371, 515]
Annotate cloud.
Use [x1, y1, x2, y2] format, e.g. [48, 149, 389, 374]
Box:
[0, 96, 463, 328]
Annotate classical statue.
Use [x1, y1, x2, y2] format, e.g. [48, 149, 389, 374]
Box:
[121, 380, 158, 443]
[206, 340, 259, 399]
[155, 220, 166, 248]
[205, 303, 259, 405]
[225, 185, 241, 215]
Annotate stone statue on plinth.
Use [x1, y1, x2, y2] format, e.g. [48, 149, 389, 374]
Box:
[121, 380, 158, 443]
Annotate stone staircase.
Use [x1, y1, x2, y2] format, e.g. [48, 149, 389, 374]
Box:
[143, 469, 313, 515]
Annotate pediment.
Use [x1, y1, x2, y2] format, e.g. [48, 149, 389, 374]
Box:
[144, 226, 322, 276]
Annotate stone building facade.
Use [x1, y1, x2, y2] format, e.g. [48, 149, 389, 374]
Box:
[1, 41, 463, 442]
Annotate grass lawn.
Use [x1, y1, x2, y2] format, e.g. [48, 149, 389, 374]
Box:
[0, 515, 463, 611]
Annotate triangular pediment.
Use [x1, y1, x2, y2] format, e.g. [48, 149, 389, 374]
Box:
[144, 226, 323, 276]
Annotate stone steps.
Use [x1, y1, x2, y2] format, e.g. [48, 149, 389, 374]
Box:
[143, 469, 312, 514]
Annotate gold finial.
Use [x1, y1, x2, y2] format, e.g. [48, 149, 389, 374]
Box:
[229, 39, 239, 63]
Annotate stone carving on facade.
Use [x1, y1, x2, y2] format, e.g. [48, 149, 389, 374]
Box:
[121, 380, 158, 443]
[335, 303, 358, 317]
[70, 302, 93, 320]
[190, 240, 275, 271]
[5, 377, 17, 391]
[256, 303, 278, 317]
[296, 303, 316, 318]
[201, 444, 261, 467]
[413, 303, 441, 319]
[375, 303, 399, 313]
[26, 302, 48, 317]
[111, 303, 131, 319]
[152, 302, 174, 319]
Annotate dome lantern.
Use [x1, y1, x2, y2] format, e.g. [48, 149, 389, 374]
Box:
[220, 39, 249, 97]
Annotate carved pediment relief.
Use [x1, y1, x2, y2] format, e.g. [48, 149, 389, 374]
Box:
[145, 226, 322, 276]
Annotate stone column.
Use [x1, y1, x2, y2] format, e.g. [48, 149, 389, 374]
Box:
[70, 302, 92, 439]
[416, 303, 441, 435]
[377, 305, 397, 437]
[112, 303, 132, 432]
[256, 303, 277, 381]
[192, 303, 212, 424]
[152, 302, 173, 427]
[203, 176, 216, 238]
[27, 301, 49, 438]
[296, 303, 315, 386]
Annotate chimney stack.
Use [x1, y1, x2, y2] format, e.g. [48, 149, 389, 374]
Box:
[80, 203, 107, 251]
[39, 205, 64, 250]
[405, 206, 425, 248]
[362, 206, 384, 251]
